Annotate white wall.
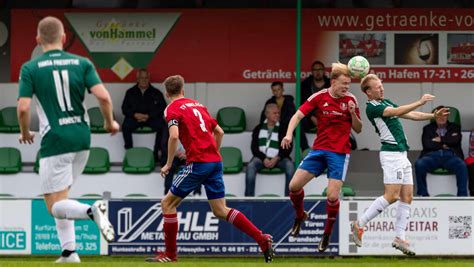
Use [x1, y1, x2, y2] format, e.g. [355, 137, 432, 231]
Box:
[2, 81, 473, 151]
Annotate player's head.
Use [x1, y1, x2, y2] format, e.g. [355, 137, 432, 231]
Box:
[361, 74, 384, 100]
[36, 16, 65, 47]
[311, 60, 326, 81]
[264, 103, 280, 124]
[136, 68, 151, 90]
[270, 81, 284, 98]
[163, 75, 185, 99]
[329, 62, 351, 98]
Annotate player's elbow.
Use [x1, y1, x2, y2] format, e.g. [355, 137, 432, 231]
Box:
[17, 102, 30, 115]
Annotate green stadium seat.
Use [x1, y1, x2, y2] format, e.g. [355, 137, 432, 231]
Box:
[0, 147, 22, 174]
[259, 167, 283, 174]
[220, 147, 243, 174]
[125, 193, 148, 198]
[435, 193, 455, 197]
[431, 106, 461, 127]
[217, 107, 246, 133]
[430, 168, 452, 175]
[225, 193, 237, 197]
[87, 107, 107, 133]
[122, 147, 155, 174]
[83, 147, 110, 174]
[135, 126, 154, 133]
[322, 185, 356, 197]
[0, 193, 14, 198]
[306, 194, 323, 197]
[258, 194, 280, 197]
[0, 107, 20, 133]
[34, 151, 40, 173]
[81, 193, 102, 198]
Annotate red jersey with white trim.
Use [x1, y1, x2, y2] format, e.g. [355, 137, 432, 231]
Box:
[299, 89, 360, 154]
[165, 98, 222, 163]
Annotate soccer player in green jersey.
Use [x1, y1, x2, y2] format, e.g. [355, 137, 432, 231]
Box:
[350, 74, 448, 256]
[17, 16, 119, 263]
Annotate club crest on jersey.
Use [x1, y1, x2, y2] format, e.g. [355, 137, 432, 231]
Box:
[340, 102, 347, 110]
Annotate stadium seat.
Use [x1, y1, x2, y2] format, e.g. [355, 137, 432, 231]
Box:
[0, 107, 20, 133]
[0, 193, 14, 198]
[83, 147, 110, 174]
[322, 185, 356, 197]
[125, 193, 148, 198]
[259, 167, 283, 174]
[217, 107, 246, 133]
[81, 193, 102, 198]
[0, 147, 22, 174]
[430, 168, 451, 175]
[34, 151, 40, 173]
[135, 126, 154, 133]
[258, 193, 280, 197]
[431, 106, 461, 127]
[435, 193, 455, 197]
[87, 107, 107, 133]
[122, 147, 155, 174]
[225, 193, 237, 197]
[220, 147, 243, 174]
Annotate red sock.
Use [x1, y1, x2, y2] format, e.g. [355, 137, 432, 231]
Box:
[290, 189, 305, 219]
[163, 213, 178, 257]
[324, 198, 340, 235]
[226, 209, 262, 242]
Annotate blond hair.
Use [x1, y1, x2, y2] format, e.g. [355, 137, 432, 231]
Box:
[360, 73, 380, 93]
[37, 16, 64, 44]
[330, 62, 350, 80]
[163, 75, 184, 96]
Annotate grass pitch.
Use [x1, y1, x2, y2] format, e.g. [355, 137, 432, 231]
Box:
[0, 256, 473, 267]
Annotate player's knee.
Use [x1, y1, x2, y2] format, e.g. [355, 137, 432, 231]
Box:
[161, 197, 172, 213]
[400, 194, 413, 204]
[384, 193, 399, 203]
[289, 180, 301, 192]
[211, 207, 228, 220]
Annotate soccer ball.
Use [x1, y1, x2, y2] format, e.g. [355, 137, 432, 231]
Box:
[347, 56, 370, 79]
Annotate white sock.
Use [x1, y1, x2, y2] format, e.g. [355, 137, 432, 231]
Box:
[395, 201, 410, 240]
[358, 196, 390, 227]
[52, 199, 91, 220]
[55, 218, 76, 251]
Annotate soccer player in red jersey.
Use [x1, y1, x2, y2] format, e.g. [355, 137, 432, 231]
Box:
[281, 63, 362, 252]
[145, 75, 274, 263]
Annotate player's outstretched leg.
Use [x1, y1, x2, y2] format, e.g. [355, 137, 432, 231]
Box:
[392, 237, 416, 256]
[226, 208, 274, 263]
[351, 196, 390, 247]
[91, 200, 115, 242]
[318, 198, 340, 252]
[54, 218, 80, 263]
[289, 189, 307, 236]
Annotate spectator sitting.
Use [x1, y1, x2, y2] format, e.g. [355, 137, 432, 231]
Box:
[464, 130, 474, 196]
[246, 103, 294, 196]
[300, 60, 331, 136]
[121, 68, 168, 164]
[415, 105, 468, 196]
[164, 142, 201, 196]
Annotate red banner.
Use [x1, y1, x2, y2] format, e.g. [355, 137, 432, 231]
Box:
[10, 9, 474, 82]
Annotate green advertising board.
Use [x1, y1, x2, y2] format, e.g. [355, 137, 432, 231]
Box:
[31, 199, 101, 255]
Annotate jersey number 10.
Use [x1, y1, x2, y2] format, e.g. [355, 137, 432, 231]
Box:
[53, 70, 73, 112]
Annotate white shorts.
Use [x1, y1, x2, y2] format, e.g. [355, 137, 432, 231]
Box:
[379, 151, 413, 185]
[39, 150, 89, 194]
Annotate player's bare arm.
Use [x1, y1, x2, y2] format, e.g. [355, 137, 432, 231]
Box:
[90, 84, 119, 135]
[161, 125, 179, 178]
[401, 107, 450, 121]
[281, 110, 305, 149]
[348, 100, 362, 133]
[17, 97, 35, 144]
[383, 94, 435, 118]
[213, 125, 224, 150]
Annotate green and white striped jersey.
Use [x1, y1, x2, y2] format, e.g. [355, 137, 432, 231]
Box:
[366, 98, 409, 152]
[18, 50, 101, 157]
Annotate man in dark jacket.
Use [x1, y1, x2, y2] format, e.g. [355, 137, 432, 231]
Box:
[247, 103, 294, 196]
[415, 105, 468, 196]
[121, 69, 168, 163]
[300, 60, 331, 133]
